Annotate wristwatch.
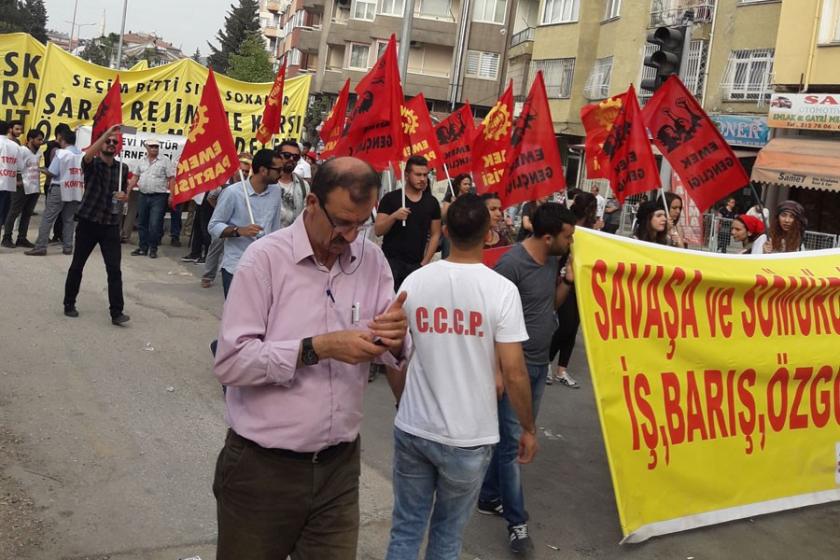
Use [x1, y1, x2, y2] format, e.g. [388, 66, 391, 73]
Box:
[301, 337, 319, 366]
[231, 226, 241, 238]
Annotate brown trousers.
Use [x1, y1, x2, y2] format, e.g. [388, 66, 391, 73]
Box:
[213, 430, 361, 560]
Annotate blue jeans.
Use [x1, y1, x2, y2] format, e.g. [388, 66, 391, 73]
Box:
[137, 192, 168, 251]
[479, 363, 548, 527]
[386, 428, 493, 560]
[221, 268, 234, 299]
[169, 203, 182, 239]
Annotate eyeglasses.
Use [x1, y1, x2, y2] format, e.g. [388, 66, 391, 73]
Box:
[278, 151, 301, 161]
[317, 195, 369, 235]
[105, 139, 119, 146]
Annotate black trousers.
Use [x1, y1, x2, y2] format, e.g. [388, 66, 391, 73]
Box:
[2, 186, 39, 241]
[189, 199, 213, 257]
[386, 257, 420, 291]
[63, 218, 124, 317]
[549, 286, 580, 368]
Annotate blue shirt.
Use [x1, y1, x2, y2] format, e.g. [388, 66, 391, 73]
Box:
[208, 179, 282, 273]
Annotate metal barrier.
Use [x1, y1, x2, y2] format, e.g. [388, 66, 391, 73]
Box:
[803, 231, 839, 251]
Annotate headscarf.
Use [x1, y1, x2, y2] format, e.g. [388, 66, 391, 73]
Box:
[775, 200, 807, 228]
[735, 214, 765, 236]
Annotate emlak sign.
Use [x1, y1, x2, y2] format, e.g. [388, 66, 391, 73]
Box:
[768, 93, 840, 131]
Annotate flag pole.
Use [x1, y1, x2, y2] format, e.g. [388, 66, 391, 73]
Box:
[442, 162, 455, 199]
[393, 161, 406, 227]
[238, 169, 255, 224]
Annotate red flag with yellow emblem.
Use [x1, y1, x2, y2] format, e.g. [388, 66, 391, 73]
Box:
[472, 83, 514, 194]
[401, 93, 444, 175]
[580, 92, 627, 179]
[435, 102, 474, 178]
[171, 70, 239, 207]
[255, 58, 287, 145]
[319, 78, 350, 160]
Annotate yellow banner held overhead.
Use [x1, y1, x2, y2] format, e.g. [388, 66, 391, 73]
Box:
[572, 229, 840, 542]
[0, 33, 46, 126]
[28, 42, 310, 151]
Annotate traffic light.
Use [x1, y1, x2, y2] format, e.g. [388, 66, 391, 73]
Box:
[641, 27, 685, 93]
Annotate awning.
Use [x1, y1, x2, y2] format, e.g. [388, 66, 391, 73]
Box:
[751, 137, 840, 192]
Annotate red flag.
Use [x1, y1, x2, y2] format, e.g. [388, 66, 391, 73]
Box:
[472, 83, 514, 194]
[580, 92, 626, 179]
[91, 75, 123, 153]
[319, 78, 350, 160]
[600, 85, 661, 203]
[401, 93, 445, 175]
[502, 71, 565, 208]
[482, 245, 512, 268]
[334, 35, 404, 171]
[171, 70, 239, 207]
[642, 76, 749, 212]
[435, 102, 474, 178]
[256, 58, 287, 145]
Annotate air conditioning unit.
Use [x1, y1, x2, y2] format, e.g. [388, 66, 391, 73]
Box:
[410, 40, 421, 48]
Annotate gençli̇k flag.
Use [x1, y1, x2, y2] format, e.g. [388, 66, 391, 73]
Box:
[502, 71, 565, 208]
[255, 57, 287, 145]
[319, 78, 350, 160]
[435, 102, 474, 177]
[91, 75, 124, 153]
[402, 93, 445, 175]
[580, 92, 627, 180]
[334, 35, 404, 171]
[472, 83, 514, 194]
[171, 69, 239, 207]
[601, 85, 660, 202]
[642, 76, 749, 212]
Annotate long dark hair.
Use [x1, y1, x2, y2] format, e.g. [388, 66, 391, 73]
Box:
[570, 192, 598, 228]
[657, 192, 683, 223]
[769, 201, 806, 252]
[443, 174, 472, 202]
[634, 201, 668, 244]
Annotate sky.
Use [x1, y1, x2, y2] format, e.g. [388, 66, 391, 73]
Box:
[43, 0, 234, 56]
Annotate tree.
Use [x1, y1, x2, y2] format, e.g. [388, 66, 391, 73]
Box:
[227, 33, 274, 82]
[304, 93, 332, 143]
[0, 0, 49, 43]
[79, 33, 119, 67]
[207, 0, 261, 73]
[191, 47, 202, 64]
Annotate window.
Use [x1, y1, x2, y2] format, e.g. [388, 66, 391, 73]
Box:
[722, 49, 774, 102]
[584, 56, 612, 99]
[288, 48, 303, 65]
[465, 50, 500, 79]
[542, 0, 578, 24]
[348, 43, 371, 69]
[352, 0, 376, 20]
[531, 58, 575, 98]
[375, 39, 398, 60]
[473, 0, 507, 24]
[419, 0, 451, 18]
[379, 0, 404, 16]
[819, 0, 840, 44]
[604, 0, 620, 19]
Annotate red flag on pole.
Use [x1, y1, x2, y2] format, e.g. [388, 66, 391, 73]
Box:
[334, 35, 404, 171]
[91, 75, 124, 153]
[600, 85, 661, 203]
[319, 78, 350, 160]
[256, 58, 287, 145]
[642, 75, 749, 212]
[580, 92, 626, 180]
[472, 83, 514, 194]
[435, 102, 474, 177]
[502, 71, 566, 208]
[171, 70, 239, 207]
[401, 93, 445, 175]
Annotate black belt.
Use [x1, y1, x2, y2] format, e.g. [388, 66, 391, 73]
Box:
[229, 429, 354, 464]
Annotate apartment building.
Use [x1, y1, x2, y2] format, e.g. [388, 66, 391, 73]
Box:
[259, 0, 513, 116]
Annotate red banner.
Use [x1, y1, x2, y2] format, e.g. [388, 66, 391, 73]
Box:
[601, 85, 661, 203]
[502, 71, 565, 208]
[580, 93, 626, 180]
[334, 35, 404, 171]
[402, 93, 444, 174]
[482, 245, 512, 268]
[171, 70, 239, 207]
[256, 58, 287, 145]
[435, 102, 474, 177]
[319, 78, 350, 160]
[91, 75, 123, 153]
[473, 83, 514, 194]
[642, 76, 749, 212]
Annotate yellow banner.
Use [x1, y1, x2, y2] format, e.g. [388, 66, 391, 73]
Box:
[27, 42, 310, 151]
[572, 229, 840, 542]
[0, 33, 46, 125]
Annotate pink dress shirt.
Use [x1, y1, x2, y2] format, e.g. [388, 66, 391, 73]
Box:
[214, 213, 402, 452]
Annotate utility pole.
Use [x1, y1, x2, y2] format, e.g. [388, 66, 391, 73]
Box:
[69, 0, 79, 50]
[115, 0, 129, 69]
[397, 0, 414, 82]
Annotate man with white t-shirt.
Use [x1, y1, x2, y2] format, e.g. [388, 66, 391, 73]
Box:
[385, 194, 537, 560]
[0, 124, 20, 229]
[593, 184, 606, 220]
[2, 129, 44, 248]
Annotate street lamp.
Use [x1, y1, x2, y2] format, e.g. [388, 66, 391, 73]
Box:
[115, 0, 129, 69]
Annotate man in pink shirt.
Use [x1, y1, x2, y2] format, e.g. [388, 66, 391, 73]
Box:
[212, 156, 409, 559]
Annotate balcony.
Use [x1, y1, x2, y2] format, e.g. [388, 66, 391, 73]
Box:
[263, 26, 281, 38]
[266, 1, 283, 12]
[293, 26, 322, 53]
[303, 0, 325, 10]
[510, 27, 534, 48]
[649, 0, 715, 28]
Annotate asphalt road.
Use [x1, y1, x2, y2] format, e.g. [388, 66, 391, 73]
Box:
[1, 214, 838, 560]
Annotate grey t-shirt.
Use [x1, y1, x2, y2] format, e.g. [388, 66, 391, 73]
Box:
[494, 243, 559, 365]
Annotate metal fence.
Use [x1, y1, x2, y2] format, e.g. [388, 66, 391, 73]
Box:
[803, 231, 839, 251]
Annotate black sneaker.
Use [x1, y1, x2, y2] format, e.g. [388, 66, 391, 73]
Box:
[181, 254, 200, 263]
[196, 256, 206, 264]
[149, 248, 158, 259]
[508, 524, 533, 554]
[111, 313, 130, 326]
[131, 248, 147, 256]
[170, 238, 181, 247]
[477, 499, 504, 516]
[15, 239, 34, 248]
[0, 238, 14, 248]
[64, 306, 79, 318]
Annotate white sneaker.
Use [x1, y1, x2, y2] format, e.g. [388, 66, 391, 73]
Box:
[557, 371, 579, 388]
